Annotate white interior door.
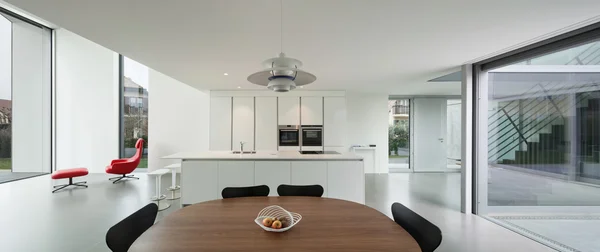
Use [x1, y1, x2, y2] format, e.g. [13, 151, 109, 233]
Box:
[413, 98, 447, 172]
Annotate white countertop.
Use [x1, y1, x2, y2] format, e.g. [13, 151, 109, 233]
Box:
[162, 151, 363, 161]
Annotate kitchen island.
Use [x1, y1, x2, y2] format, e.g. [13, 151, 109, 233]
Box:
[162, 151, 365, 205]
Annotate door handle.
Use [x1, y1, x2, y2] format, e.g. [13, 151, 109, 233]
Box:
[438, 138, 444, 142]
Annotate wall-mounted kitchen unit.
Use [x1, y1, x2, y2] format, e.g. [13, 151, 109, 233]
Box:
[300, 96, 323, 125]
[277, 96, 300, 125]
[209, 91, 346, 152]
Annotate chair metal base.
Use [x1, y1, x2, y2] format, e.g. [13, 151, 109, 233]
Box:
[52, 178, 88, 193]
[167, 186, 181, 200]
[108, 174, 139, 184]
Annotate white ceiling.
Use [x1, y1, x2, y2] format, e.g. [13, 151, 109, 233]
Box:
[5, 0, 600, 95]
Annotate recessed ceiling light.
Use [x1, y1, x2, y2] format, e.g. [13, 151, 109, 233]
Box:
[224, 73, 229, 76]
[299, 86, 304, 88]
[237, 86, 241, 89]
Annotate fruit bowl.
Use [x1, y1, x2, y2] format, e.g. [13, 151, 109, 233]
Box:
[254, 205, 302, 232]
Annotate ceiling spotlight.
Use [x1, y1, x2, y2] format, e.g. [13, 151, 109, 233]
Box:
[224, 73, 229, 76]
[237, 86, 241, 89]
[299, 86, 304, 88]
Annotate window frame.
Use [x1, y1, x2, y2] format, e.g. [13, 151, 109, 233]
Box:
[471, 22, 600, 215]
[0, 6, 53, 178]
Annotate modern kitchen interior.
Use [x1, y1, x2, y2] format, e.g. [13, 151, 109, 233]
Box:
[165, 92, 367, 205]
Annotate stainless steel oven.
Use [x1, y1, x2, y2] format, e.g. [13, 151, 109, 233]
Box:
[278, 125, 300, 146]
[300, 125, 323, 147]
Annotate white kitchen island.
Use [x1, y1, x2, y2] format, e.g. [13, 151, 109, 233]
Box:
[162, 151, 365, 205]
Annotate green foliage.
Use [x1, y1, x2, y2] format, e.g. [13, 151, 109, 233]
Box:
[388, 121, 409, 153]
[124, 135, 148, 148]
[0, 127, 11, 158]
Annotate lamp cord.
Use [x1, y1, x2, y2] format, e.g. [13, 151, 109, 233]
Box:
[280, 0, 283, 53]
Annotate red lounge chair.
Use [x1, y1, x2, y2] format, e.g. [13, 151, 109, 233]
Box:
[106, 138, 144, 183]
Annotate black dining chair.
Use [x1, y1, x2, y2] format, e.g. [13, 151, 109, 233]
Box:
[221, 185, 270, 199]
[106, 203, 158, 252]
[391, 202, 442, 252]
[277, 184, 324, 197]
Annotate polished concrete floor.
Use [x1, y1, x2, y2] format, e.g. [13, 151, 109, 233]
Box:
[0, 171, 556, 252]
[0, 171, 47, 184]
[492, 215, 600, 252]
[488, 167, 600, 206]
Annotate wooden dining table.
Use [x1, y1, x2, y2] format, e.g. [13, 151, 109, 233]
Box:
[129, 197, 420, 252]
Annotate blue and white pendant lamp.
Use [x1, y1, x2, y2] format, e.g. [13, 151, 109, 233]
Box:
[247, 0, 316, 92]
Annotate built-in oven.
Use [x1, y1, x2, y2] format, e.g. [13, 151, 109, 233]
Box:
[278, 125, 300, 147]
[301, 125, 323, 148]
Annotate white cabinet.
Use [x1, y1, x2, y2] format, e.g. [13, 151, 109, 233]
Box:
[180, 159, 365, 205]
[291, 161, 327, 196]
[352, 147, 377, 173]
[255, 161, 291, 196]
[217, 161, 255, 194]
[278, 97, 300, 125]
[255, 97, 277, 151]
[232, 97, 255, 151]
[327, 161, 365, 204]
[300, 97, 323, 125]
[210, 96, 232, 150]
[323, 97, 346, 147]
[181, 161, 219, 204]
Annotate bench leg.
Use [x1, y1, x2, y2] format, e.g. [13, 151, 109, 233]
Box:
[52, 178, 88, 193]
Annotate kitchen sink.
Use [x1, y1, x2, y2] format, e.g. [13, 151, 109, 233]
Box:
[231, 151, 256, 154]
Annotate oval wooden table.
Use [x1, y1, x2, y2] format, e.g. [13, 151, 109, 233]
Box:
[130, 197, 420, 252]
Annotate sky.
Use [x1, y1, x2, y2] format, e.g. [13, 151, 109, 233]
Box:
[124, 56, 149, 91]
[0, 15, 11, 100]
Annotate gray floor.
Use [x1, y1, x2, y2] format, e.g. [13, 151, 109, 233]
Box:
[492, 216, 600, 252]
[0, 171, 48, 184]
[488, 167, 600, 206]
[0, 172, 556, 252]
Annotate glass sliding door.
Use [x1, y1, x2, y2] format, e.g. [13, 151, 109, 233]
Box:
[475, 32, 600, 251]
[0, 9, 51, 183]
[120, 56, 149, 168]
[388, 99, 410, 171]
[446, 99, 462, 171]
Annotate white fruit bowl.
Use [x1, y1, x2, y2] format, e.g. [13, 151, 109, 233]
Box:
[254, 205, 302, 232]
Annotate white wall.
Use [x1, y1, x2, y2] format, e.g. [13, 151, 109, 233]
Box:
[346, 92, 389, 173]
[55, 29, 120, 173]
[147, 69, 210, 172]
[11, 19, 51, 173]
[0, 15, 10, 100]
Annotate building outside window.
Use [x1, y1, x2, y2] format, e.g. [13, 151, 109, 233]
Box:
[120, 56, 149, 168]
[388, 99, 410, 170]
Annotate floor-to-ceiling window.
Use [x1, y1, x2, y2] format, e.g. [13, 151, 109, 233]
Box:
[120, 56, 149, 168]
[388, 99, 410, 171]
[446, 99, 462, 171]
[475, 26, 600, 252]
[0, 8, 51, 183]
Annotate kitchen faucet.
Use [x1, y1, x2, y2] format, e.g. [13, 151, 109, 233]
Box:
[240, 141, 246, 154]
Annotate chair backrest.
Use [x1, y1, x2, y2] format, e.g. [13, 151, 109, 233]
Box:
[391, 202, 442, 252]
[129, 138, 145, 161]
[106, 203, 158, 252]
[277, 184, 324, 197]
[221, 185, 270, 199]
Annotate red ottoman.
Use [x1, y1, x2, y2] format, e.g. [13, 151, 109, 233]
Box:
[51, 168, 89, 193]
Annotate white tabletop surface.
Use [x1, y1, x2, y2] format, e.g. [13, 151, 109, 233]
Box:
[161, 151, 363, 161]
